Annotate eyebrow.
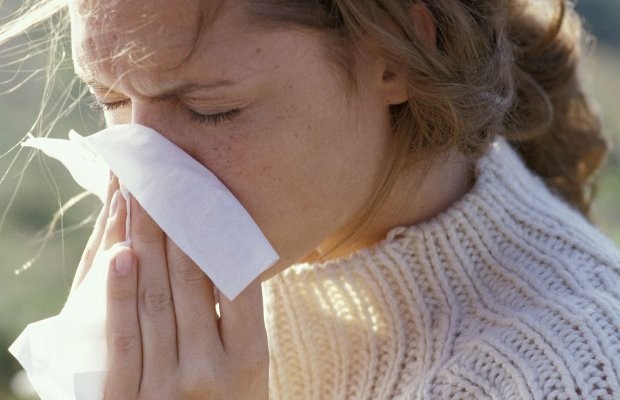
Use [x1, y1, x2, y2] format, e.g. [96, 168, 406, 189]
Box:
[77, 72, 237, 101]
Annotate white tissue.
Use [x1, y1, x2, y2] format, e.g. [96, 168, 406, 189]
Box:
[22, 124, 279, 298]
[11, 124, 279, 400]
[10, 244, 123, 400]
[22, 131, 110, 201]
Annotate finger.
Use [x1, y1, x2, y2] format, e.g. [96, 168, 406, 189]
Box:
[166, 237, 222, 364]
[218, 278, 268, 356]
[72, 174, 119, 291]
[131, 198, 178, 387]
[105, 246, 141, 400]
[101, 189, 127, 251]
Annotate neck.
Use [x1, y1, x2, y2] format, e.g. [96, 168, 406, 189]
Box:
[317, 149, 474, 261]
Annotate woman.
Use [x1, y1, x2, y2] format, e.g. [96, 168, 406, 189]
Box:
[4, 0, 620, 398]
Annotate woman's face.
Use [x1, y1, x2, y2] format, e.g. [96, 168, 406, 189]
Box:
[70, 0, 399, 272]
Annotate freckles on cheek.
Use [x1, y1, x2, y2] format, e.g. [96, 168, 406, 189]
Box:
[190, 136, 237, 175]
[187, 132, 268, 196]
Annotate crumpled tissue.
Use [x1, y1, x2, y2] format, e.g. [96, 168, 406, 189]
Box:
[9, 123, 279, 400]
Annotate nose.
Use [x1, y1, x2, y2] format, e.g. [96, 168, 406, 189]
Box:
[131, 100, 166, 133]
[129, 100, 197, 160]
[129, 100, 189, 147]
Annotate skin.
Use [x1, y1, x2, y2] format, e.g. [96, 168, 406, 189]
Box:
[69, 0, 473, 398]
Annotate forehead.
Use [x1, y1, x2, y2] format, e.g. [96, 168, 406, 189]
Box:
[69, 0, 232, 80]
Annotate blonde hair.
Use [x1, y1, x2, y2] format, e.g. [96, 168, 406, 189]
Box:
[1, 0, 607, 219]
[0, 0, 78, 139]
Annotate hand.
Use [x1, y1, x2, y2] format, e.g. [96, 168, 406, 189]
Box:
[74, 177, 270, 400]
[71, 174, 121, 291]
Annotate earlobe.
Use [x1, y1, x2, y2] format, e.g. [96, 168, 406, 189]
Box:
[381, 69, 409, 106]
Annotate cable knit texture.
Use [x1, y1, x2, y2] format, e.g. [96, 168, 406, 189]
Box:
[262, 138, 620, 400]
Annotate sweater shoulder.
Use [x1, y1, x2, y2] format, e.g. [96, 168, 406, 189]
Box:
[412, 262, 620, 400]
[400, 140, 620, 400]
[399, 138, 620, 293]
[418, 323, 620, 400]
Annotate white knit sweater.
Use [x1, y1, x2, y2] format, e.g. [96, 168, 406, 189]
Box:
[262, 139, 620, 400]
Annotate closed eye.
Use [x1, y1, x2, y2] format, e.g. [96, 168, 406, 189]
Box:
[186, 108, 241, 126]
[88, 97, 130, 112]
[88, 96, 242, 127]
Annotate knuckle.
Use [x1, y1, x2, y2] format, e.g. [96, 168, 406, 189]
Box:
[140, 284, 172, 316]
[169, 255, 203, 283]
[108, 285, 134, 303]
[109, 333, 140, 354]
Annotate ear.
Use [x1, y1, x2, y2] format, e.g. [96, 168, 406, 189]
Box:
[380, 68, 408, 106]
[380, 3, 437, 106]
[409, 3, 437, 48]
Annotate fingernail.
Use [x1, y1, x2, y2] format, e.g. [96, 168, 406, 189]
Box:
[109, 190, 120, 217]
[114, 251, 133, 276]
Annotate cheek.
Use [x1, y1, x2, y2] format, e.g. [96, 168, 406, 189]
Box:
[189, 96, 390, 261]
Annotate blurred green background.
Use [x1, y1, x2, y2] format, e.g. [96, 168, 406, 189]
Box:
[1, 1, 619, 399]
